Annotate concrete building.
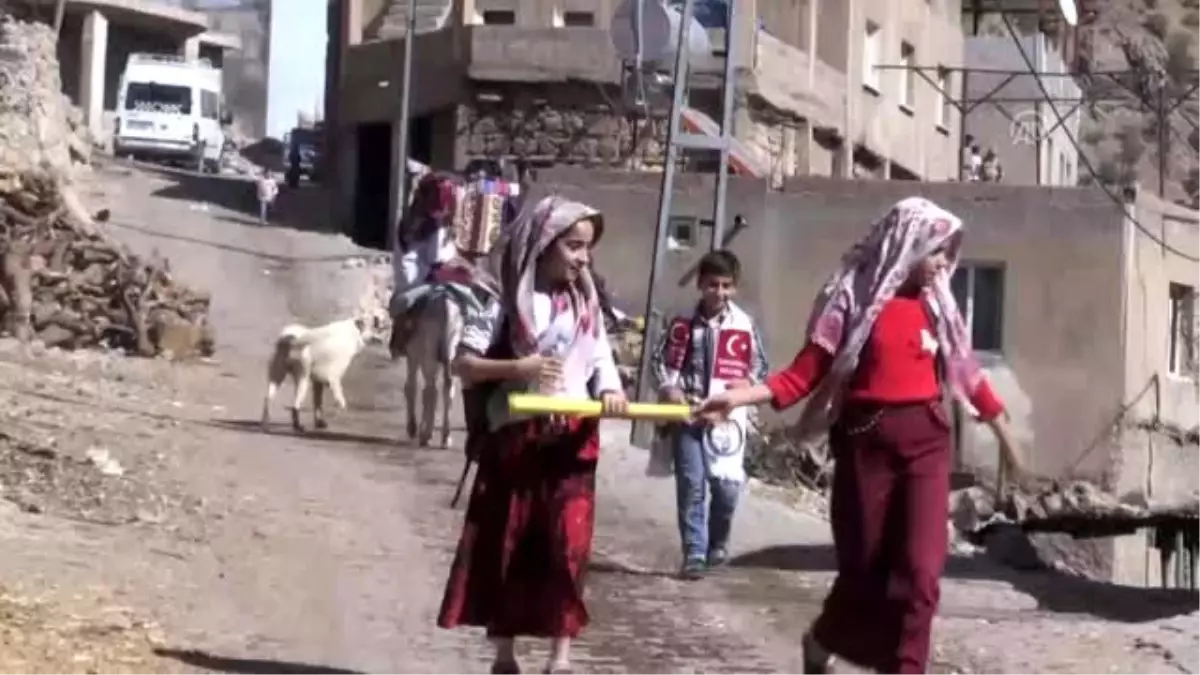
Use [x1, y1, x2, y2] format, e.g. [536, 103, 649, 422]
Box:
[11, 0, 239, 144]
[325, 0, 965, 248]
[176, 0, 272, 141]
[963, 11, 1083, 186]
[523, 167, 1199, 587]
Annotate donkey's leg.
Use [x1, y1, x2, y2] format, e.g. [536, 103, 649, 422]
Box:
[418, 351, 438, 447]
[404, 346, 419, 440]
[440, 359, 456, 449]
[440, 300, 462, 449]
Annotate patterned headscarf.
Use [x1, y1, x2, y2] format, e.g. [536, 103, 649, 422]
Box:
[396, 172, 462, 251]
[491, 195, 605, 358]
[796, 196, 984, 435]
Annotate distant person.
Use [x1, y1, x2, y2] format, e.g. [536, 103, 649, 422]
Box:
[966, 144, 983, 182]
[981, 149, 1003, 183]
[650, 249, 768, 580]
[255, 169, 278, 225]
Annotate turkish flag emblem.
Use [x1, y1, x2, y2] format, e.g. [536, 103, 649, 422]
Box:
[713, 328, 751, 380]
[665, 318, 691, 370]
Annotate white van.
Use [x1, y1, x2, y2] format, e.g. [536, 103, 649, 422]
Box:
[113, 53, 229, 173]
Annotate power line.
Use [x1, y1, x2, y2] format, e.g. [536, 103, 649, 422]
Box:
[1000, 12, 1199, 263]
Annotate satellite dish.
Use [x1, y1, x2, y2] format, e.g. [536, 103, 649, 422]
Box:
[1057, 0, 1078, 26]
[610, 0, 712, 67]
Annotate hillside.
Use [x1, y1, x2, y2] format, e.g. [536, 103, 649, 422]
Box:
[1079, 0, 1199, 206]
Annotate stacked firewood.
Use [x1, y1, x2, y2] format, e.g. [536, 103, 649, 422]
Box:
[0, 172, 213, 358]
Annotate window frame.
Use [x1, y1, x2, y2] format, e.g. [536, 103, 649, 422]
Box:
[862, 21, 882, 94]
[899, 41, 916, 113]
[1168, 281, 1199, 379]
[951, 261, 1006, 354]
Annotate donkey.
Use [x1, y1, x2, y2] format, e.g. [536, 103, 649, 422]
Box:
[402, 289, 463, 448]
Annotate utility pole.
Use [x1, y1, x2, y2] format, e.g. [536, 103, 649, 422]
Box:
[388, 0, 419, 251]
[1157, 76, 1167, 198]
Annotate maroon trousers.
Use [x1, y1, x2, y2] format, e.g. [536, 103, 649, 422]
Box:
[812, 401, 952, 674]
[438, 417, 599, 639]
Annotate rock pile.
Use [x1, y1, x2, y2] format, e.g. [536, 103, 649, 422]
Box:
[0, 172, 214, 357]
[0, 15, 211, 358]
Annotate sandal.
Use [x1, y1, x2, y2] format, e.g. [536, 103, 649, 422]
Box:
[490, 660, 521, 674]
[542, 667, 571, 674]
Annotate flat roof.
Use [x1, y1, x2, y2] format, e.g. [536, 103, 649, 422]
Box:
[19, 0, 209, 35]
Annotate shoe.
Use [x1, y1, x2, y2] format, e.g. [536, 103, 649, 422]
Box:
[490, 660, 521, 674]
[678, 558, 707, 581]
[802, 632, 830, 674]
[707, 548, 729, 568]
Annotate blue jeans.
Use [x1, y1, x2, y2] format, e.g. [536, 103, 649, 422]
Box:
[673, 424, 742, 563]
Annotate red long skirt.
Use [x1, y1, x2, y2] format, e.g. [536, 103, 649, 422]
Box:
[812, 401, 952, 674]
[437, 417, 599, 639]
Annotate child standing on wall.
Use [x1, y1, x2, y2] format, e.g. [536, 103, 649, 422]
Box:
[650, 250, 769, 580]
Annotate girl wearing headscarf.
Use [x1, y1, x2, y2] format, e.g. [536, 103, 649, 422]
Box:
[437, 195, 628, 674]
[696, 197, 1028, 674]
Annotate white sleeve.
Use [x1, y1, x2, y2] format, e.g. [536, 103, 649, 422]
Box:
[591, 323, 623, 395]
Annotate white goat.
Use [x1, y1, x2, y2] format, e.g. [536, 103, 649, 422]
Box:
[403, 291, 462, 448]
[261, 317, 368, 432]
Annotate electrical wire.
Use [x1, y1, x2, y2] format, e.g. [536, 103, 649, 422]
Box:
[1000, 12, 1200, 263]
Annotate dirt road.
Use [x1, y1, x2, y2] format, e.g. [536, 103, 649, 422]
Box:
[0, 162, 1192, 674]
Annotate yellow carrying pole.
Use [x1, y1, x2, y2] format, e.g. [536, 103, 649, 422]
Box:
[508, 393, 691, 422]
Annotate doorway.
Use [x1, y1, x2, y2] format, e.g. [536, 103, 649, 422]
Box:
[352, 122, 392, 250]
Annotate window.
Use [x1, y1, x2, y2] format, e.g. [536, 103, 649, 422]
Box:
[899, 41, 916, 111]
[482, 10, 515, 25]
[1169, 282, 1198, 378]
[124, 82, 192, 114]
[200, 90, 219, 120]
[934, 66, 950, 130]
[951, 264, 1005, 352]
[562, 11, 594, 27]
[863, 21, 882, 93]
[667, 215, 699, 250]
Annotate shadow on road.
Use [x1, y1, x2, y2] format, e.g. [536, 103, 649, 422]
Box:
[155, 647, 362, 674]
[206, 418, 404, 448]
[589, 558, 678, 579]
[129, 161, 337, 236]
[731, 543, 1200, 623]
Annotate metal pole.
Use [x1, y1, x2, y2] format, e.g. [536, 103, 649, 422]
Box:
[1157, 79, 1167, 197]
[389, 0, 419, 250]
[710, 0, 738, 250]
[958, 69, 969, 181]
[631, 0, 696, 447]
[52, 0, 67, 35]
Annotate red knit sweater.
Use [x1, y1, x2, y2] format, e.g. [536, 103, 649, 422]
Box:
[765, 296, 1005, 421]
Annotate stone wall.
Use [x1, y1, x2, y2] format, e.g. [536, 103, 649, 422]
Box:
[461, 82, 665, 168]
[0, 16, 84, 178]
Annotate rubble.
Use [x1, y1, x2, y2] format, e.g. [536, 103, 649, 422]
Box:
[0, 173, 215, 357]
